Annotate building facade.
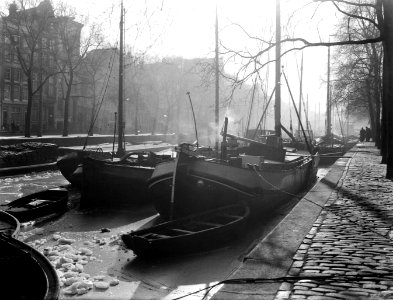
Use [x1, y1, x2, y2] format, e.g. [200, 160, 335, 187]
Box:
[0, 0, 82, 135]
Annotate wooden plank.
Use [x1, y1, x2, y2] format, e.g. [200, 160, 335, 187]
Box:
[170, 228, 195, 234]
[144, 233, 171, 239]
[196, 221, 221, 227]
[218, 213, 240, 219]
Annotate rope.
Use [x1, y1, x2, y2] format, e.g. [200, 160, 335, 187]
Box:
[172, 271, 393, 300]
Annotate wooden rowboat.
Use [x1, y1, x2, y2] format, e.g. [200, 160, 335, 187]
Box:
[121, 202, 250, 258]
[1, 187, 68, 222]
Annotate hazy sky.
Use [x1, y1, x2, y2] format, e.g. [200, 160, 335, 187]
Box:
[1, 0, 344, 132]
[57, 0, 342, 133]
[58, 0, 338, 58]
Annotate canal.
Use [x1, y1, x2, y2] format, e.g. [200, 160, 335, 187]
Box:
[0, 167, 330, 299]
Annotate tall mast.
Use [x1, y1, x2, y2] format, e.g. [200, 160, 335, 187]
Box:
[326, 45, 331, 137]
[274, 0, 281, 137]
[215, 6, 219, 151]
[117, 0, 125, 156]
[298, 52, 304, 135]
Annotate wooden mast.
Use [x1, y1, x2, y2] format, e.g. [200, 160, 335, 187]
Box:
[117, 0, 125, 156]
[326, 45, 331, 138]
[215, 6, 220, 152]
[298, 52, 304, 136]
[274, 0, 281, 137]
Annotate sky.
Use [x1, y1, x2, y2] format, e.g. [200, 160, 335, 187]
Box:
[59, 0, 347, 135]
[1, 0, 349, 134]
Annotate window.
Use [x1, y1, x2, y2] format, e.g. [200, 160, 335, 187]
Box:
[13, 52, 19, 63]
[13, 69, 21, 82]
[49, 39, 55, 51]
[32, 73, 37, 91]
[42, 37, 47, 47]
[23, 53, 30, 63]
[14, 85, 20, 100]
[33, 52, 39, 64]
[49, 55, 54, 68]
[23, 86, 28, 100]
[48, 84, 54, 96]
[57, 78, 63, 98]
[11, 35, 20, 45]
[5, 68, 11, 81]
[4, 46, 11, 62]
[4, 85, 11, 99]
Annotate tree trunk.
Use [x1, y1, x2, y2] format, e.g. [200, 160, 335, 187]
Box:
[25, 79, 33, 138]
[375, 80, 382, 148]
[88, 81, 96, 136]
[366, 79, 376, 143]
[134, 94, 139, 135]
[62, 69, 73, 137]
[382, 0, 393, 178]
[37, 71, 43, 137]
[371, 43, 382, 148]
[72, 97, 78, 133]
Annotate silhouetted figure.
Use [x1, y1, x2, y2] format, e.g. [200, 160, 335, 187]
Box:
[365, 127, 372, 142]
[11, 121, 16, 133]
[360, 127, 366, 142]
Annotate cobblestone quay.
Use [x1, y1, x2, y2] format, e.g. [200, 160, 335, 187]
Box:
[276, 144, 393, 300]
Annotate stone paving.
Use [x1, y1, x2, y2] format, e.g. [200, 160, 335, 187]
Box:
[275, 145, 393, 300]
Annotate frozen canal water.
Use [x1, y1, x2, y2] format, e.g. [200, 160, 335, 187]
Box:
[0, 167, 330, 299]
[0, 170, 69, 205]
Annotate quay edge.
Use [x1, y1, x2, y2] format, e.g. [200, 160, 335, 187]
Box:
[211, 145, 356, 300]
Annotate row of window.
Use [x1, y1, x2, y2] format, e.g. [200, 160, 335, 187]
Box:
[3, 48, 56, 68]
[4, 68, 55, 92]
[4, 67, 23, 82]
[4, 84, 28, 101]
[3, 79, 60, 101]
[5, 34, 56, 51]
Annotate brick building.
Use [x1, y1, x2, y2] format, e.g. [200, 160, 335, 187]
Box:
[0, 0, 83, 135]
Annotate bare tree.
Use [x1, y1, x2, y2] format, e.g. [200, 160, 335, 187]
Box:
[1, 0, 63, 137]
[331, 1, 382, 146]
[219, 0, 393, 179]
[53, 2, 103, 136]
[80, 47, 116, 136]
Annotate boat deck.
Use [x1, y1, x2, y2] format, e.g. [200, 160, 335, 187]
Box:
[262, 153, 309, 164]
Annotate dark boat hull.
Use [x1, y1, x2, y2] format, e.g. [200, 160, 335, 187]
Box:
[81, 156, 155, 207]
[148, 153, 319, 219]
[2, 187, 68, 222]
[317, 145, 345, 165]
[0, 210, 20, 238]
[122, 203, 250, 257]
[0, 234, 60, 300]
[57, 152, 84, 187]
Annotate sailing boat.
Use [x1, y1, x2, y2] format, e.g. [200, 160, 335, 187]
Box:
[58, 1, 172, 206]
[282, 53, 315, 153]
[315, 45, 346, 165]
[79, 0, 174, 207]
[147, 0, 319, 219]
